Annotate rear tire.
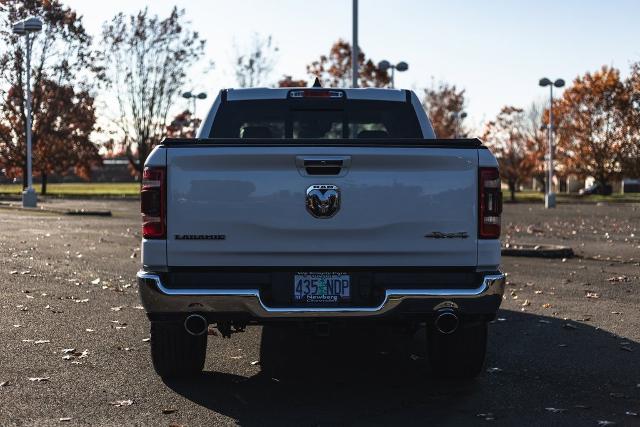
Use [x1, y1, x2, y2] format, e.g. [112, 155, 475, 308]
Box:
[150, 321, 207, 378]
[426, 321, 487, 379]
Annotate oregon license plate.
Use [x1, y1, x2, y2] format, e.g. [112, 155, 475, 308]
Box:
[294, 272, 351, 303]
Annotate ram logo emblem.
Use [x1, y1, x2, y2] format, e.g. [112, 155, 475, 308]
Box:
[306, 185, 340, 218]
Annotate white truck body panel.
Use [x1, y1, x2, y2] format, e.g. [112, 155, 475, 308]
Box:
[164, 145, 478, 267]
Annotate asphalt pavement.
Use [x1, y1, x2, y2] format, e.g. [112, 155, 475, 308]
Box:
[0, 200, 638, 426]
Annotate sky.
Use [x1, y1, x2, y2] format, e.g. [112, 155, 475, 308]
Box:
[64, 0, 640, 132]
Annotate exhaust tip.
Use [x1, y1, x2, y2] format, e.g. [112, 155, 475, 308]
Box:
[435, 310, 459, 335]
[184, 314, 208, 336]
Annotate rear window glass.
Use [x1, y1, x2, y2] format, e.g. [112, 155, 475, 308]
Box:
[209, 99, 421, 139]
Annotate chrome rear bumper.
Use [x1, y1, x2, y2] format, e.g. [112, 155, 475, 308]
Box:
[137, 270, 505, 319]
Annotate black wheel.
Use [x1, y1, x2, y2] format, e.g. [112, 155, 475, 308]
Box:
[426, 321, 487, 379]
[150, 321, 207, 378]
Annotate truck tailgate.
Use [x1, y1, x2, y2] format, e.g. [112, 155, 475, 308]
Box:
[166, 145, 478, 267]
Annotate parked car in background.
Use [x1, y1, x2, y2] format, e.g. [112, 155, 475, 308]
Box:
[579, 182, 613, 196]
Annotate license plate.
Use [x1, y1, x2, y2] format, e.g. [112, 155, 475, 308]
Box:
[294, 272, 351, 303]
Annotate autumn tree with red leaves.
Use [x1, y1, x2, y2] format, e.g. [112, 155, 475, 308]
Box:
[166, 110, 201, 139]
[278, 75, 307, 88]
[1, 80, 99, 193]
[553, 66, 628, 187]
[623, 62, 640, 179]
[0, 0, 100, 193]
[307, 39, 390, 88]
[483, 106, 534, 201]
[422, 82, 467, 138]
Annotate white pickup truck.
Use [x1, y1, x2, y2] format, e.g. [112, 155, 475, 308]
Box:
[137, 86, 505, 379]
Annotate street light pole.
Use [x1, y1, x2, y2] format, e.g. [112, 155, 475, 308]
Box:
[352, 0, 358, 88]
[12, 17, 43, 208]
[547, 84, 554, 208]
[24, 33, 35, 203]
[539, 77, 565, 209]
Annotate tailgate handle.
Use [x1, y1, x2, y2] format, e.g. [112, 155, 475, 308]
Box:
[297, 156, 351, 176]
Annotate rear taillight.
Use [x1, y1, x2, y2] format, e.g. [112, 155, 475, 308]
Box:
[479, 167, 502, 239]
[141, 166, 166, 239]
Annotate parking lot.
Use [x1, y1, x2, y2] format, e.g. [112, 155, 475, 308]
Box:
[0, 200, 638, 426]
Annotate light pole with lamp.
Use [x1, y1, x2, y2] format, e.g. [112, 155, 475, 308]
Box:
[352, 0, 358, 88]
[12, 17, 43, 208]
[539, 77, 565, 208]
[181, 91, 207, 117]
[377, 60, 409, 88]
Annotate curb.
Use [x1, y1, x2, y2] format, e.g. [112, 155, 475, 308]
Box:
[0, 203, 111, 217]
[502, 243, 574, 259]
[0, 194, 137, 201]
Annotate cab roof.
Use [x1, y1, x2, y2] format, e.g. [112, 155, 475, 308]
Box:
[225, 87, 408, 102]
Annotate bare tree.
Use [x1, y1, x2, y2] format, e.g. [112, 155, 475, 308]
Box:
[234, 34, 278, 88]
[98, 7, 205, 177]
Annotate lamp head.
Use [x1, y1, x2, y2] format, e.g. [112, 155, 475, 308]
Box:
[377, 60, 391, 72]
[539, 78, 552, 87]
[196, 92, 207, 99]
[12, 17, 43, 35]
[182, 91, 192, 99]
[395, 61, 409, 72]
[554, 79, 565, 88]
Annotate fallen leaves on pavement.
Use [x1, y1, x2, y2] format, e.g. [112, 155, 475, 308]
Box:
[607, 275, 629, 283]
[109, 399, 134, 407]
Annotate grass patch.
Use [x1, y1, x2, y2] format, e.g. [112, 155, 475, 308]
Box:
[0, 182, 139, 197]
[504, 190, 640, 204]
